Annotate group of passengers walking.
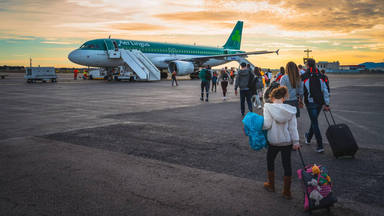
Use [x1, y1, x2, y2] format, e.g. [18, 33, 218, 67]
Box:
[238, 58, 330, 200]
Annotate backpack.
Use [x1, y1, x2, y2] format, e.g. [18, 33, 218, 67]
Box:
[222, 73, 229, 81]
[205, 70, 212, 80]
[308, 68, 325, 105]
[263, 81, 280, 103]
[247, 72, 255, 91]
[255, 76, 263, 90]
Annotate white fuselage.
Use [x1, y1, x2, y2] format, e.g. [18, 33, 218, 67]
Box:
[68, 49, 229, 70]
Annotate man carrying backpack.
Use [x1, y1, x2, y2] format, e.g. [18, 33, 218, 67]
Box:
[199, 65, 211, 102]
[235, 62, 253, 116]
[302, 58, 330, 153]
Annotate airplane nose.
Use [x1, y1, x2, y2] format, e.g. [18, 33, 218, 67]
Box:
[68, 49, 80, 64]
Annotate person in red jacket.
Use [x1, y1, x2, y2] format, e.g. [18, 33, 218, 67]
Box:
[73, 69, 78, 80]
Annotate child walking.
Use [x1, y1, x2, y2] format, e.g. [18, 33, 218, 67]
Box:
[263, 86, 300, 199]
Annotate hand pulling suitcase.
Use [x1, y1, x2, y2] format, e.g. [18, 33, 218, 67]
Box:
[324, 110, 358, 158]
[297, 149, 337, 213]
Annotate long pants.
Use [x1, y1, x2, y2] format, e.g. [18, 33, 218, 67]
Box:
[172, 77, 178, 86]
[74, 73, 77, 80]
[252, 89, 263, 107]
[240, 89, 252, 114]
[201, 81, 210, 99]
[221, 81, 228, 97]
[306, 102, 323, 148]
[211, 80, 217, 92]
[267, 145, 292, 176]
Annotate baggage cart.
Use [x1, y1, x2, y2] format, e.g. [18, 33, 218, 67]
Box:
[25, 67, 57, 83]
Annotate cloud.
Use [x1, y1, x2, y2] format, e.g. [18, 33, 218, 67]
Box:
[156, 10, 236, 22]
[0, 34, 37, 40]
[110, 23, 165, 31]
[187, 0, 384, 33]
[41, 41, 74, 45]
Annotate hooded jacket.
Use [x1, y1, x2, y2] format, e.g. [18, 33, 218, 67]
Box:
[263, 103, 299, 146]
[235, 69, 251, 91]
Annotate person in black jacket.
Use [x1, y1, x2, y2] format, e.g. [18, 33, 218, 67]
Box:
[302, 59, 330, 153]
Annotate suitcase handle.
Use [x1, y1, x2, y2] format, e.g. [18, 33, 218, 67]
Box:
[297, 148, 306, 168]
[324, 109, 336, 126]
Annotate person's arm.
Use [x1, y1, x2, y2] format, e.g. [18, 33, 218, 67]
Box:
[234, 73, 240, 91]
[322, 79, 330, 110]
[262, 105, 272, 130]
[288, 116, 300, 149]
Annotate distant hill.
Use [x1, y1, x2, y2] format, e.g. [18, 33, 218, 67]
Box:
[360, 62, 384, 69]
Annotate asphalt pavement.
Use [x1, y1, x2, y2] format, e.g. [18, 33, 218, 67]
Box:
[1, 73, 383, 216]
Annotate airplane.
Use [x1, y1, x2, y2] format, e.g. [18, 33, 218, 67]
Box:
[68, 21, 279, 79]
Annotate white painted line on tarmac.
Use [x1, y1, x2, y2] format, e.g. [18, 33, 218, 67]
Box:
[332, 112, 381, 137]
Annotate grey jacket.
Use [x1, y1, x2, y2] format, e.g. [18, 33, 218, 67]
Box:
[280, 75, 304, 101]
[235, 69, 251, 90]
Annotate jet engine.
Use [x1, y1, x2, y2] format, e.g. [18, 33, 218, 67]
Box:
[168, 61, 195, 76]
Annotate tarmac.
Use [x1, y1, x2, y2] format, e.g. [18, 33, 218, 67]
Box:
[1, 73, 384, 216]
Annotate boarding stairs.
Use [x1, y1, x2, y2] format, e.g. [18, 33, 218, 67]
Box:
[233, 57, 256, 71]
[120, 50, 160, 81]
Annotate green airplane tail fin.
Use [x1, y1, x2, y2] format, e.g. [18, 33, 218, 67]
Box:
[223, 21, 243, 50]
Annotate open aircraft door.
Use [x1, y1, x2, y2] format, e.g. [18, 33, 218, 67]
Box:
[104, 39, 120, 59]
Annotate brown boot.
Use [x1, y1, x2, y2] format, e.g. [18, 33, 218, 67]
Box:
[282, 176, 292, 200]
[263, 171, 275, 192]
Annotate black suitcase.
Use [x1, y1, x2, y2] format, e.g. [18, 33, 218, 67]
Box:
[324, 110, 358, 158]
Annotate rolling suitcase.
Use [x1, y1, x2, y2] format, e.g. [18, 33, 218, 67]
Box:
[324, 110, 358, 158]
[297, 149, 337, 213]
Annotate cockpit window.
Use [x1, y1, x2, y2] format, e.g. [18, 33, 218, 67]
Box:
[80, 43, 99, 49]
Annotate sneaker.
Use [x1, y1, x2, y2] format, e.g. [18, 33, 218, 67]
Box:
[258, 105, 262, 109]
[305, 133, 311, 145]
[200, 97, 204, 101]
[316, 147, 325, 153]
[223, 96, 226, 101]
[205, 98, 209, 102]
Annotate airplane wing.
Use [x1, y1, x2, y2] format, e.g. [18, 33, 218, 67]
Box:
[166, 49, 279, 64]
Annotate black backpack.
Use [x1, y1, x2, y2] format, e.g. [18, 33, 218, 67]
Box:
[247, 72, 255, 91]
[205, 70, 212, 80]
[264, 81, 280, 103]
[309, 72, 325, 105]
[222, 72, 229, 81]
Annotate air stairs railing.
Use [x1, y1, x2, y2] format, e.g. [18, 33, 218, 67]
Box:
[120, 49, 160, 81]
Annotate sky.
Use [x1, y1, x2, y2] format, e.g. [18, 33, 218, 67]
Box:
[0, 0, 383, 68]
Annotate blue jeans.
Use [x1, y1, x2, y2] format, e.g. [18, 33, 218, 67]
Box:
[201, 81, 210, 99]
[306, 103, 323, 148]
[240, 89, 252, 115]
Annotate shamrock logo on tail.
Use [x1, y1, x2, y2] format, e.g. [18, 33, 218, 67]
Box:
[231, 30, 241, 43]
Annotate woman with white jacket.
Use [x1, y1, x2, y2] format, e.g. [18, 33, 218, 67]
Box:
[263, 86, 300, 199]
